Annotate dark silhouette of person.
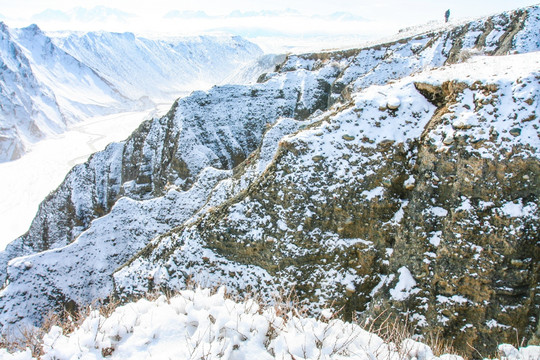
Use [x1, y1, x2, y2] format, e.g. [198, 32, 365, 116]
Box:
[445, 9, 450, 23]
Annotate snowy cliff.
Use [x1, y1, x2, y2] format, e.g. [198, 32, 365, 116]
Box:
[0, 5, 538, 357]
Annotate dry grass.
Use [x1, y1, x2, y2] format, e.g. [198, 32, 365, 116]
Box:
[0, 289, 453, 359]
[456, 48, 483, 63]
[424, 330, 459, 357]
[362, 310, 463, 359]
[0, 310, 74, 357]
[0, 297, 122, 357]
[366, 310, 412, 351]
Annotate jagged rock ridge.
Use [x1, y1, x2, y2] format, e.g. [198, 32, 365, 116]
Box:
[0, 5, 538, 358]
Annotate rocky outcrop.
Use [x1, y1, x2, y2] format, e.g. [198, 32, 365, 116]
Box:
[0, 5, 538, 358]
[114, 55, 539, 358]
[368, 77, 539, 354]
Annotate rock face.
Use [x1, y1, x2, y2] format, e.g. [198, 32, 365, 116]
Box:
[0, 68, 335, 324]
[0, 5, 538, 358]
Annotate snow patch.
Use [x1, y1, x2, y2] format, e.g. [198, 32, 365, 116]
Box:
[390, 267, 420, 301]
[361, 186, 385, 200]
[499, 201, 537, 218]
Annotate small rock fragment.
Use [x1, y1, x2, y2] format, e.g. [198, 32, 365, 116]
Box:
[387, 97, 401, 110]
[443, 134, 454, 145]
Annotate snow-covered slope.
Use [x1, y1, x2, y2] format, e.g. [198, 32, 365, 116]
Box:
[0, 23, 141, 163]
[0, 5, 538, 357]
[0, 24, 264, 162]
[10, 25, 136, 121]
[0, 23, 66, 161]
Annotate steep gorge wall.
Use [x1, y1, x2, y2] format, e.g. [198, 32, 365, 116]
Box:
[6, 3, 534, 272]
[113, 16, 539, 357]
[115, 65, 539, 358]
[0, 67, 339, 327]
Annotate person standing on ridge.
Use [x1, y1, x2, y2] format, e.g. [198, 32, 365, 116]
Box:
[445, 9, 450, 23]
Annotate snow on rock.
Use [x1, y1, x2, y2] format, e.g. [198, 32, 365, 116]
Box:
[0, 64, 336, 327]
[389, 267, 420, 301]
[401, 339, 435, 360]
[497, 344, 540, 360]
[362, 187, 385, 201]
[499, 200, 538, 218]
[415, 52, 540, 157]
[404, 175, 416, 189]
[386, 96, 401, 110]
[0, 166, 232, 328]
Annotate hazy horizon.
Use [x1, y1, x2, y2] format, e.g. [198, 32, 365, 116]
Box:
[2, 1, 539, 53]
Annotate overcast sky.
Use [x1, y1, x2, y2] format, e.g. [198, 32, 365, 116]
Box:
[1, 0, 538, 52]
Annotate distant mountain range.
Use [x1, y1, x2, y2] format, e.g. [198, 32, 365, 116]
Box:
[33, 6, 366, 22]
[31, 6, 136, 24]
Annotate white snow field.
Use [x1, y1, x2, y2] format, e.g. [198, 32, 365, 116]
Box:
[0, 287, 538, 360]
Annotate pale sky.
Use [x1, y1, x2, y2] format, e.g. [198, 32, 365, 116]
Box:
[0, 0, 538, 52]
